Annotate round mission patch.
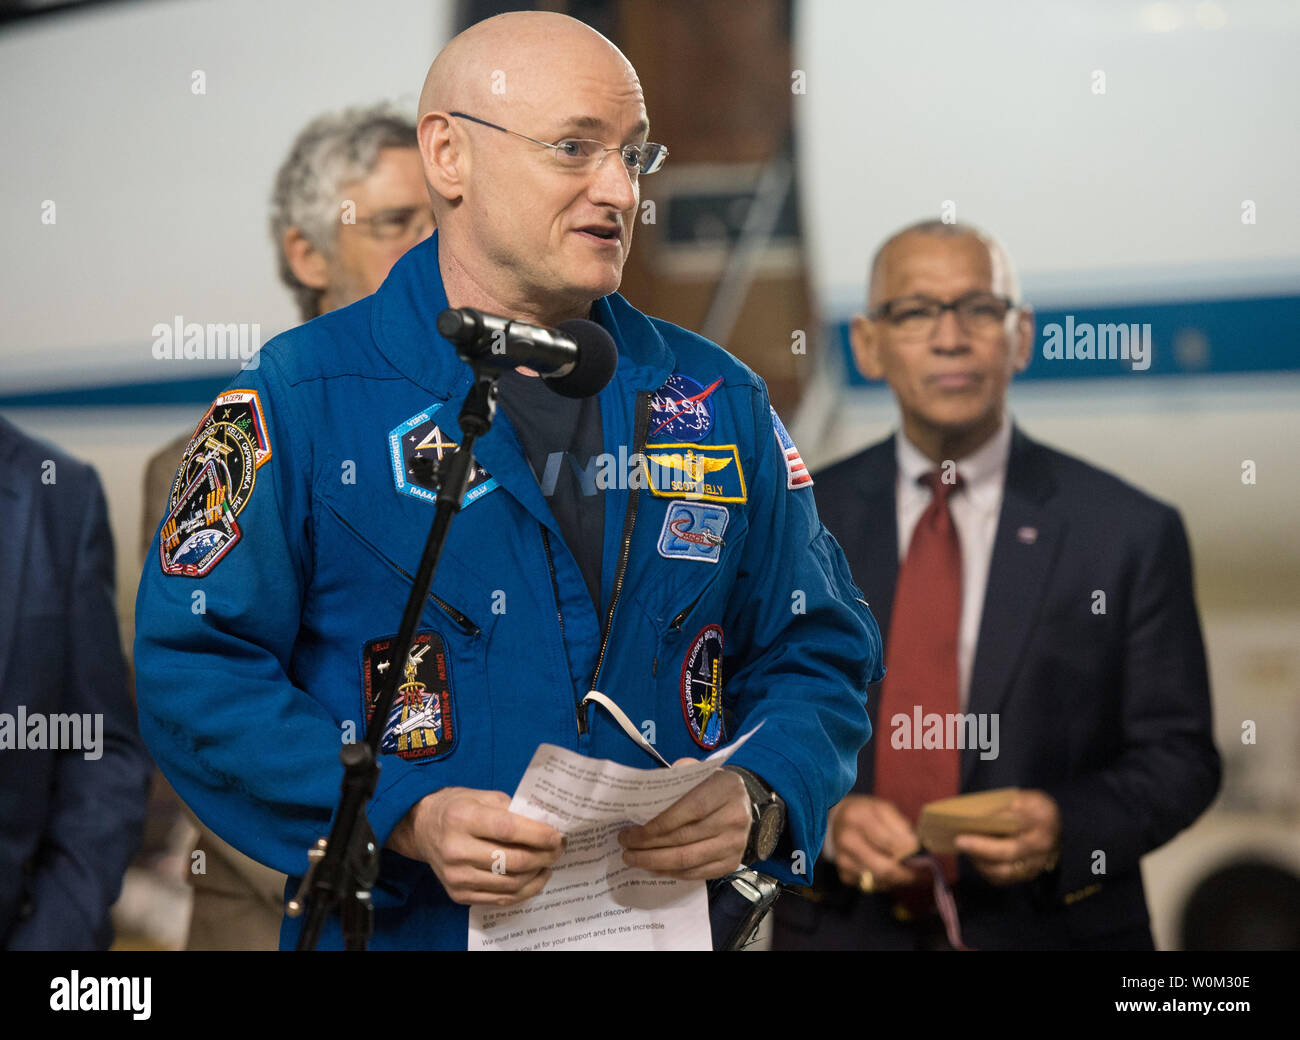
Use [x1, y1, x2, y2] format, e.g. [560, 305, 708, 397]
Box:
[680, 624, 725, 749]
[648, 373, 721, 442]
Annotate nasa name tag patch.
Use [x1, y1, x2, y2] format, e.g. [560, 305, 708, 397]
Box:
[681, 625, 725, 750]
[362, 631, 456, 762]
[389, 404, 499, 507]
[657, 501, 729, 563]
[647, 373, 722, 441]
[641, 443, 747, 503]
[770, 407, 812, 489]
[159, 461, 241, 577]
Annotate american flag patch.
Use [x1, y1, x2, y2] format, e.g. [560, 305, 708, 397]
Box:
[770, 407, 813, 489]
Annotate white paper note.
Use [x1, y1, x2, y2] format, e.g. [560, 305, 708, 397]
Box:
[467, 727, 756, 951]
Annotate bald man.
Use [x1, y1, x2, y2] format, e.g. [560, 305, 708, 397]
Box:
[772, 220, 1219, 950]
[134, 13, 881, 950]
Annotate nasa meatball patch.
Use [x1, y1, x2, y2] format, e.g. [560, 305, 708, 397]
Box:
[362, 631, 457, 762]
[681, 625, 725, 750]
[647, 373, 721, 441]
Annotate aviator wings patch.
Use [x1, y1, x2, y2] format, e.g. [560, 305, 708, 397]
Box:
[640, 443, 747, 504]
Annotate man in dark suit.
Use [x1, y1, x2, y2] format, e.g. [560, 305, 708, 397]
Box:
[0, 414, 151, 949]
[773, 220, 1220, 950]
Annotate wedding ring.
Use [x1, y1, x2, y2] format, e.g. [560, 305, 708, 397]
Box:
[858, 869, 875, 893]
[1013, 858, 1028, 878]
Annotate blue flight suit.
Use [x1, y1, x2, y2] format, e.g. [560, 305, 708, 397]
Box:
[134, 232, 882, 950]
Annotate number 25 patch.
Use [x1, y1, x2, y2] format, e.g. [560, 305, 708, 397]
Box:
[657, 501, 729, 563]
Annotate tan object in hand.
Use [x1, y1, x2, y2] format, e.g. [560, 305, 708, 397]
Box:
[916, 788, 1023, 854]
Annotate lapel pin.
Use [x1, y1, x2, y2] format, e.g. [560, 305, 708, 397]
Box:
[1017, 526, 1038, 545]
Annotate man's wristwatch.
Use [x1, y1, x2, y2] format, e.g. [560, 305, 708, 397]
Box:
[722, 765, 787, 863]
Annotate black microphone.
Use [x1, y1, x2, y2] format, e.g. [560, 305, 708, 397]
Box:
[436, 307, 618, 399]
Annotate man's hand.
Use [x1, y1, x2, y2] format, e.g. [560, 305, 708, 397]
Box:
[952, 789, 1061, 886]
[618, 766, 750, 880]
[828, 794, 927, 891]
[386, 787, 564, 906]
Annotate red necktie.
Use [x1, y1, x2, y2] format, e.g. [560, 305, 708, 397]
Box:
[874, 470, 963, 887]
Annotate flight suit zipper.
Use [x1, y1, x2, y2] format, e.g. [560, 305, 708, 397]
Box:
[427, 592, 478, 637]
[669, 592, 705, 632]
[654, 585, 713, 679]
[582, 390, 651, 733]
[539, 526, 584, 738]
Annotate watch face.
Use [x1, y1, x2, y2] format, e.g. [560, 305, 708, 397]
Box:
[755, 809, 783, 861]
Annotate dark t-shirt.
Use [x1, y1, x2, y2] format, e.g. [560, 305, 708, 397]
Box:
[497, 370, 605, 614]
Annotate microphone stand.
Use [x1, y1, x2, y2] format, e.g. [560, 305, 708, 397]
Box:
[290, 355, 502, 951]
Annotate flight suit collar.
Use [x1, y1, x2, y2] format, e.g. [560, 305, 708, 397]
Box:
[369, 231, 675, 537]
[370, 231, 674, 401]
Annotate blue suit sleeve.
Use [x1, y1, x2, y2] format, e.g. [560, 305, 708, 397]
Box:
[7, 466, 150, 951]
[722, 388, 883, 885]
[133, 355, 444, 895]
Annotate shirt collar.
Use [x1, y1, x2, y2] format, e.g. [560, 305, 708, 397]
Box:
[896, 426, 936, 493]
[895, 412, 1012, 508]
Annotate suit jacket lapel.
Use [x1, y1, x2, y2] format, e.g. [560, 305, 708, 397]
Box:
[841, 437, 898, 793]
[852, 438, 900, 641]
[963, 426, 1065, 786]
[0, 420, 33, 691]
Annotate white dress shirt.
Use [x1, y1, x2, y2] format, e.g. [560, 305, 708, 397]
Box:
[823, 419, 1012, 861]
[895, 417, 1012, 711]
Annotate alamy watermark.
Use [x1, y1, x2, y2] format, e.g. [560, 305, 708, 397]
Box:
[0, 706, 103, 760]
[151, 314, 261, 368]
[540, 447, 647, 495]
[1042, 316, 1151, 371]
[50, 972, 150, 1020]
[537, 447, 738, 497]
[890, 707, 999, 761]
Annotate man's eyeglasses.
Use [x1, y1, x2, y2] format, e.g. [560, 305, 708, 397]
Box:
[870, 292, 1017, 337]
[449, 111, 669, 176]
[347, 206, 435, 242]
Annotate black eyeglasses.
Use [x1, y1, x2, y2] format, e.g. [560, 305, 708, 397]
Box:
[870, 292, 1018, 337]
[449, 111, 668, 176]
[345, 206, 435, 241]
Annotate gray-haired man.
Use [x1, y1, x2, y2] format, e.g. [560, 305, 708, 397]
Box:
[139, 103, 431, 950]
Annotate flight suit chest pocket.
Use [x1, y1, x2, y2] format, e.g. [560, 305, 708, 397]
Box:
[359, 627, 471, 765]
[636, 503, 748, 753]
[633, 499, 749, 630]
[316, 494, 498, 779]
[354, 603, 498, 777]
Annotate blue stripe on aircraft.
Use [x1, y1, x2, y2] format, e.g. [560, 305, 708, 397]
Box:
[1, 294, 1296, 406]
[835, 293, 1299, 385]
